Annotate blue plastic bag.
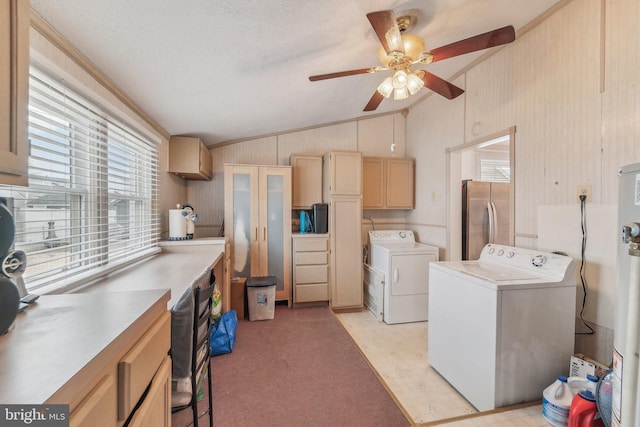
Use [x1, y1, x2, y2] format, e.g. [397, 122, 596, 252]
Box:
[210, 309, 237, 356]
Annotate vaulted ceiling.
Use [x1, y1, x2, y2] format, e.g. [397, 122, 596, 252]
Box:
[29, 0, 563, 146]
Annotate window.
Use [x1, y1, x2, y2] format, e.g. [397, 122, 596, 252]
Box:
[0, 67, 159, 293]
[478, 157, 510, 182]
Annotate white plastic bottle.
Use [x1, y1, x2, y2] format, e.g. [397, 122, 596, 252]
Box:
[567, 376, 589, 395]
[543, 375, 575, 427]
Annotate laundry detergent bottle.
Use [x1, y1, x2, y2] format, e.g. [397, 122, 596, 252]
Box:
[567, 375, 604, 427]
[543, 375, 574, 427]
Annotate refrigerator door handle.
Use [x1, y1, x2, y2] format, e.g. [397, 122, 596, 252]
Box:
[487, 202, 495, 244]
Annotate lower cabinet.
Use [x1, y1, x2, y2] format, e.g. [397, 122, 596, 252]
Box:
[127, 356, 171, 427]
[69, 374, 117, 427]
[292, 235, 329, 304]
[68, 305, 171, 427]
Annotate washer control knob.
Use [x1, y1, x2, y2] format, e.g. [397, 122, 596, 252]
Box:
[497, 249, 504, 256]
[488, 247, 495, 254]
[507, 251, 515, 258]
[532, 255, 546, 267]
[399, 231, 406, 238]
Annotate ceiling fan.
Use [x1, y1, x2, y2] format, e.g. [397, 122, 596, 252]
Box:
[309, 10, 516, 111]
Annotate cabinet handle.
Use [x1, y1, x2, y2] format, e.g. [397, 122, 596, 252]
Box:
[254, 227, 258, 241]
[262, 227, 267, 241]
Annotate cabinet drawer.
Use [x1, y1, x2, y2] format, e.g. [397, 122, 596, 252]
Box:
[295, 265, 329, 284]
[295, 238, 328, 252]
[296, 283, 329, 302]
[70, 374, 117, 427]
[118, 311, 171, 420]
[295, 251, 328, 265]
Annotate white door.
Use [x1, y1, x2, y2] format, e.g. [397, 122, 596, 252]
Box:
[390, 253, 436, 296]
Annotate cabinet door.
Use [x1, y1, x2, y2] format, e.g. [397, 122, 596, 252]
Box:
[0, 0, 29, 186]
[199, 142, 212, 179]
[363, 157, 385, 208]
[327, 152, 362, 196]
[69, 375, 117, 427]
[386, 158, 414, 208]
[127, 356, 171, 427]
[168, 136, 211, 180]
[329, 197, 362, 308]
[224, 165, 259, 278]
[291, 155, 322, 208]
[258, 167, 291, 304]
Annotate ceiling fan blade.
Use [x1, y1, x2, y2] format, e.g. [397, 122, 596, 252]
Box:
[421, 71, 464, 100]
[428, 25, 515, 63]
[364, 91, 384, 112]
[366, 10, 404, 57]
[309, 68, 374, 81]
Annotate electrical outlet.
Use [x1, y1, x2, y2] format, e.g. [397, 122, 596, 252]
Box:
[577, 185, 592, 202]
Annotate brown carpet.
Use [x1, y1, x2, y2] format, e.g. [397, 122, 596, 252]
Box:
[172, 304, 410, 427]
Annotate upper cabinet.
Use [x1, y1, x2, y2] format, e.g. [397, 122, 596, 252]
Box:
[323, 151, 362, 197]
[363, 157, 414, 209]
[0, 0, 29, 186]
[168, 136, 212, 180]
[290, 154, 322, 209]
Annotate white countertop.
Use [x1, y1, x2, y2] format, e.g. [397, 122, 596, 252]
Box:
[76, 244, 225, 308]
[0, 242, 225, 405]
[0, 290, 169, 404]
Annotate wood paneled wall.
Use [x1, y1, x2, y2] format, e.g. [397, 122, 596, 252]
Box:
[405, 0, 640, 362]
[185, 113, 406, 236]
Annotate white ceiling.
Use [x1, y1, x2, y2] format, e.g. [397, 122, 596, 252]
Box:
[29, 0, 562, 146]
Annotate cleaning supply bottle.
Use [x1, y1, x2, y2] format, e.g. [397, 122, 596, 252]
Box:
[567, 374, 604, 427]
[543, 375, 574, 427]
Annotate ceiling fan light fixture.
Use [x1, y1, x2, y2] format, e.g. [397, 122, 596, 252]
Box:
[406, 71, 425, 95]
[377, 34, 425, 66]
[384, 27, 403, 56]
[391, 70, 408, 89]
[377, 76, 394, 98]
[393, 86, 409, 100]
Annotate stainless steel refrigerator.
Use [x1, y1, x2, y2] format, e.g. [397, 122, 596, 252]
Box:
[462, 180, 511, 260]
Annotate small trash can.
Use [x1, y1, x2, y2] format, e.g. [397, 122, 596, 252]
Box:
[246, 276, 276, 321]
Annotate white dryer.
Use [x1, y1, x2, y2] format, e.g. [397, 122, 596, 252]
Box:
[368, 230, 439, 324]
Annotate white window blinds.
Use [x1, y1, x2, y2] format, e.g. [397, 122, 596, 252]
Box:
[475, 150, 510, 183]
[0, 67, 159, 292]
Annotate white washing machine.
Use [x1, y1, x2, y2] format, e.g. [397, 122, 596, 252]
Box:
[428, 244, 577, 411]
[368, 230, 439, 324]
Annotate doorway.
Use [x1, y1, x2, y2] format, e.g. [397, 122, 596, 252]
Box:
[445, 127, 515, 261]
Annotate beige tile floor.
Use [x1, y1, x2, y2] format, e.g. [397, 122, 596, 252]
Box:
[334, 309, 550, 426]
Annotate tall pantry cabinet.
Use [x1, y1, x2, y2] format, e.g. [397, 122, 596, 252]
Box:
[224, 165, 292, 305]
[323, 151, 363, 309]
